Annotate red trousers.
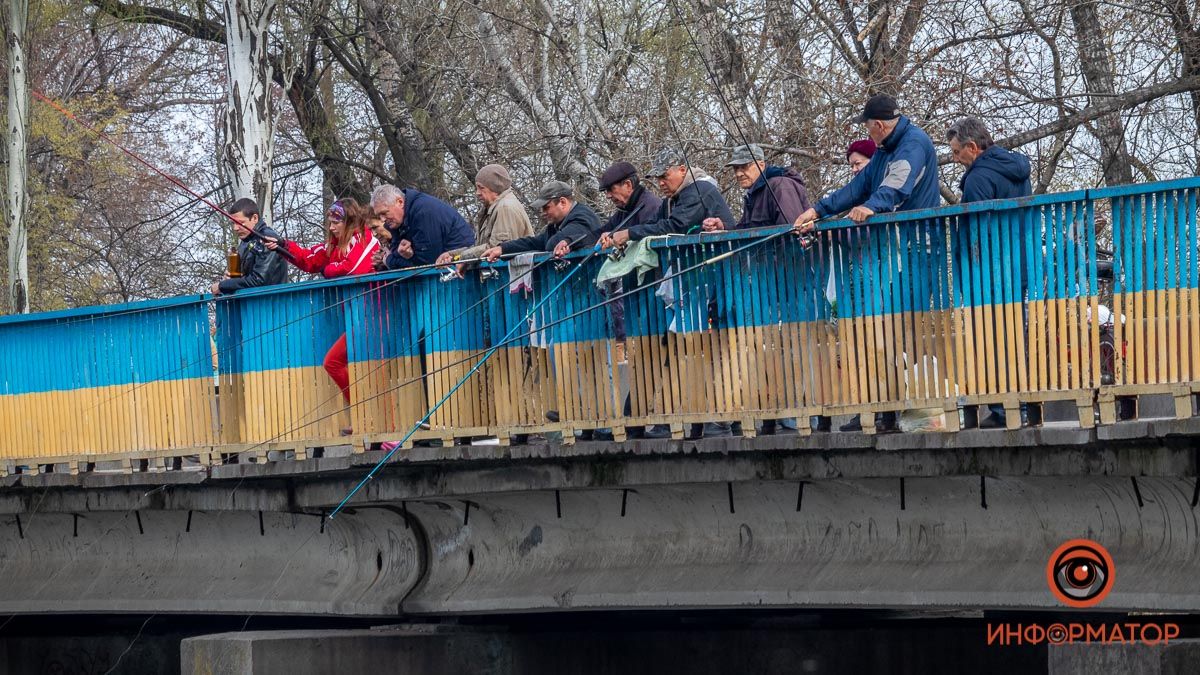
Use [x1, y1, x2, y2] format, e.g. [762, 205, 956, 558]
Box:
[324, 333, 350, 403]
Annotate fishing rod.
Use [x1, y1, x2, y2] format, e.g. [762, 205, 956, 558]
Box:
[32, 90, 295, 261]
[288, 234, 589, 429]
[328, 244, 604, 518]
[239, 227, 804, 468]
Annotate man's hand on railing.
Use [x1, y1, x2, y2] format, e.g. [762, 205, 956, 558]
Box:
[372, 248, 387, 270]
[848, 205, 875, 223]
[435, 251, 455, 267]
[482, 246, 504, 263]
[702, 217, 725, 232]
[553, 239, 572, 258]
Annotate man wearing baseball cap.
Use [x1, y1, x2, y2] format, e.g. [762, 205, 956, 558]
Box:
[794, 94, 939, 434]
[703, 143, 810, 232]
[482, 180, 602, 260]
[599, 147, 734, 248]
[794, 94, 939, 230]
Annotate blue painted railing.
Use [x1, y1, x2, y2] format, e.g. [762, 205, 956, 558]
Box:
[1, 177, 1198, 467]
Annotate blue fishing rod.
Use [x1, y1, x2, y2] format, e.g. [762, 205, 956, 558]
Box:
[328, 243, 603, 518]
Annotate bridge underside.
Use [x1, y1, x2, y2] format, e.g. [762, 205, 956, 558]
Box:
[1, 427, 1198, 616]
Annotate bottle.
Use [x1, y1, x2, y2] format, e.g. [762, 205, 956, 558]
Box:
[227, 247, 242, 277]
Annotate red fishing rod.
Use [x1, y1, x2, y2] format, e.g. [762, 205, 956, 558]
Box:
[32, 90, 292, 259]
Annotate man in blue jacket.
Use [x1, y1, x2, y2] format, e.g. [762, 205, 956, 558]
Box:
[795, 95, 940, 433]
[948, 116, 1033, 429]
[370, 184, 475, 269]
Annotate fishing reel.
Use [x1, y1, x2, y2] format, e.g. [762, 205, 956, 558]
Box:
[552, 257, 572, 273]
[438, 267, 461, 283]
[478, 267, 500, 281]
[606, 244, 628, 263]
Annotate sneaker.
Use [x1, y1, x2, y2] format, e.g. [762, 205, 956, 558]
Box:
[779, 418, 799, 431]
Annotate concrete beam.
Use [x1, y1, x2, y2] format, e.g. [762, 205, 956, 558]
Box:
[402, 477, 1200, 614]
[0, 508, 422, 615]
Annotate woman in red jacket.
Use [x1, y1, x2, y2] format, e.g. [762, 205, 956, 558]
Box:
[265, 198, 379, 413]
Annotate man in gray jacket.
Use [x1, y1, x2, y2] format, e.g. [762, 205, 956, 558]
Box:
[438, 164, 533, 273]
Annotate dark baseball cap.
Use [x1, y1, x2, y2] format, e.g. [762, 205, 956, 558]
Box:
[530, 180, 575, 210]
[853, 94, 901, 123]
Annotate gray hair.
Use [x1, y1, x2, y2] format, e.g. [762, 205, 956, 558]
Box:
[946, 117, 994, 150]
[370, 184, 404, 208]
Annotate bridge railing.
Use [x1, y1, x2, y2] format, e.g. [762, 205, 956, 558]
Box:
[1, 176, 1198, 469]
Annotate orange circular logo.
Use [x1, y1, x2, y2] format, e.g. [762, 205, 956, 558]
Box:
[1046, 539, 1115, 608]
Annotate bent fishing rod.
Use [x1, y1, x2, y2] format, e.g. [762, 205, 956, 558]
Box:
[33, 90, 294, 259]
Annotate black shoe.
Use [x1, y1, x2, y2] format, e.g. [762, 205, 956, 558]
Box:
[760, 420, 778, 436]
[839, 415, 862, 432]
[876, 412, 899, 433]
[813, 416, 832, 432]
[579, 429, 594, 441]
[594, 430, 614, 441]
[627, 426, 646, 439]
[511, 434, 529, 445]
[979, 413, 1006, 429]
[730, 421, 743, 436]
[545, 410, 560, 423]
[689, 422, 732, 439]
[643, 424, 671, 439]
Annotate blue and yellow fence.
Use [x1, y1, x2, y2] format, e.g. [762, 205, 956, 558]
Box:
[1, 177, 1198, 469]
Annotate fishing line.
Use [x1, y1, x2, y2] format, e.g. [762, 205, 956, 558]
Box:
[328, 246, 603, 517]
[234, 227, 801, 463]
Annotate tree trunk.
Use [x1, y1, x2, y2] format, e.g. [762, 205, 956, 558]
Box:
[475, 10, 597, 198]
[1070, 0, 1134, 186]
[221, 0, 277, 223]
[5, 0, 29, 314]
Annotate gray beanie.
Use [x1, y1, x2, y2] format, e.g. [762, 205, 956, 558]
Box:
[475, 164, 512, 193]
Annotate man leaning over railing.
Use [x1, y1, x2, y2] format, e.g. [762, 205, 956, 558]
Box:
[600, 148, 739, 440]
[947, 116, 1034, 429]
[794, 94, 941, 433]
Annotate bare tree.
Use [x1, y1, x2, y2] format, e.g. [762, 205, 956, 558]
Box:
[1069, 0, 1134, 186]
[221, 0, 277, 221]
[5, 0, 29, 313]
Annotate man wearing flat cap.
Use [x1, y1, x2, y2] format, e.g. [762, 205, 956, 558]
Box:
[599, 147, 734, 248]
[439, 163, 533, 267]
[483, 180, 602, 260]
[598, 160, 662, 233]
[704, 144, 810, 232]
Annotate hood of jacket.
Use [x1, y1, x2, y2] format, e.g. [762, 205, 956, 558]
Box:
[969, 144, 1031, 183]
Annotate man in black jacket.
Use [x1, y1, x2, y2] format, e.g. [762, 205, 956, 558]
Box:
[599, 161, 662, 232]
[600, 148, 734, 248]
[212, 198, 287, 296]
[482, 181, 601, 260]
